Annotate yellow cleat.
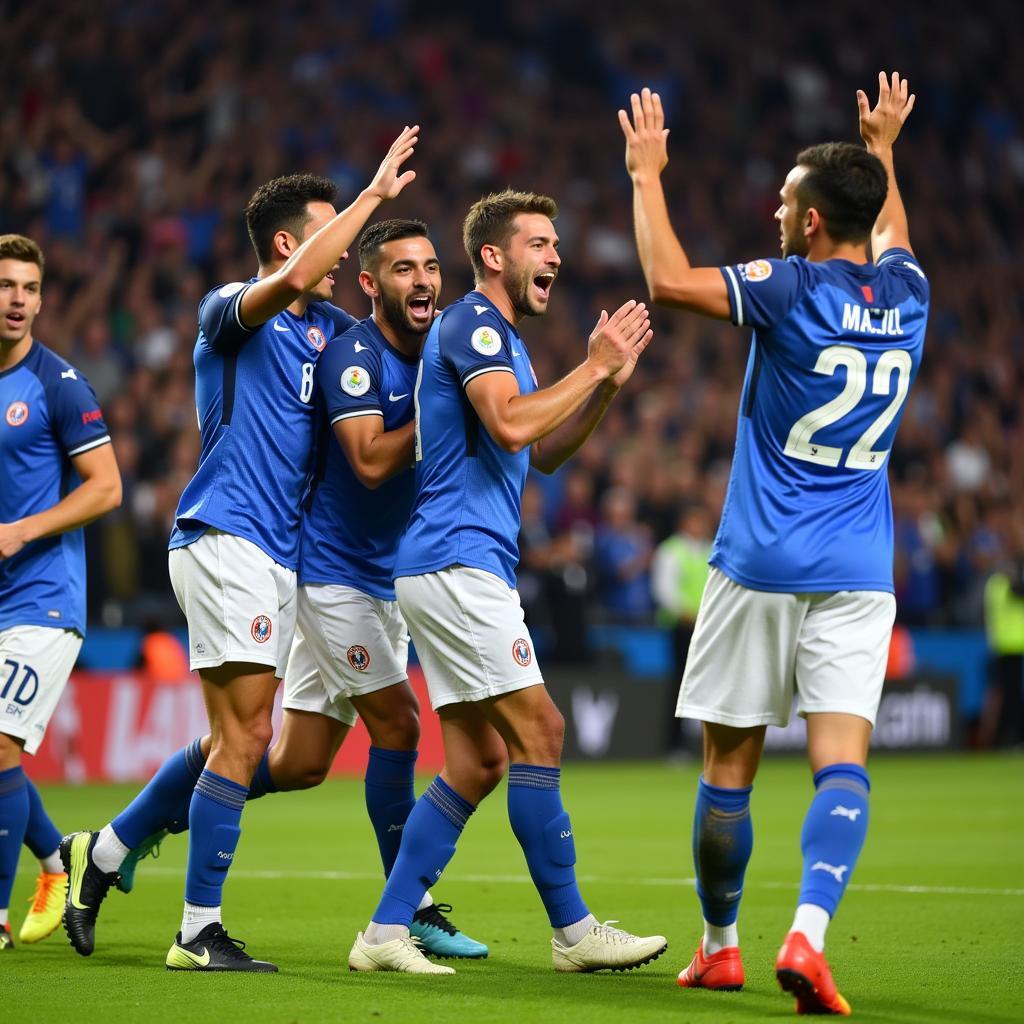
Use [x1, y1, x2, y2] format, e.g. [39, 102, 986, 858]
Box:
[19, 871, 69, 944]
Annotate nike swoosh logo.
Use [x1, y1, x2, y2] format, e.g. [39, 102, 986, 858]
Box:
[511, 349, 521, 357]
[273, 320, 289, 332]
[389, 392, 409, 402]
[354, 341, 368, 352]
[173, 945, 211, 968]
[70, 834, 91, 910]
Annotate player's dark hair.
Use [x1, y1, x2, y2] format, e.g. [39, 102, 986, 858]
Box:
[463, 189, 558, 279]
[0, 234, 45, 277]
[244, 174, 337, 264]
[358, 218, 430, 271]
[794, 143, 888, 244]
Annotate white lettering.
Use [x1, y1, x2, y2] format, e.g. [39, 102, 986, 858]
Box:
[841, 303, 905, 337]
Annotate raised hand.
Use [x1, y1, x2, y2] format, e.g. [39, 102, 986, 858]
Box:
[587, 300, 652, 381]
[857, 72, 915, 153]
[367, 125, 420, 201]
[618, 87, 670, 181]
[610, 326, 655, 389]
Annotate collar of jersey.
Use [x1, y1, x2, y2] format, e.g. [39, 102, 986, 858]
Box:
[0, 339, 37, 379]
[364, 316, 420, 366]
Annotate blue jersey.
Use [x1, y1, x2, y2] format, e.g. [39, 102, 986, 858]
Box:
[299, 317, 418, 600]
[169, 280, 356, 570]
[394, 291, 537, 588]
[713, 248, 929, 593]
[0, 342, 110, 634]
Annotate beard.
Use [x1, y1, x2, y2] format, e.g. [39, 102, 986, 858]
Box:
[379, 287, 433, 336]
[504, 260, 544, 319]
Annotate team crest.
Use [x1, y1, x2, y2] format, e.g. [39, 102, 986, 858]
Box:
[741, 259, 773, 282]
[251, 615, 272, 644]
[512, 638, 532, 667]
[5, 401, 29, 427]
[341, 366, 371, 397]
[306, 326, 327, 352]
[347, 645, 370, 671]
[471, 326, 502, 356]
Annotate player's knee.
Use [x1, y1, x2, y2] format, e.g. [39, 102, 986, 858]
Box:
[369, 703, 421, 750]
[291, 761, 330, 790]
[0, 732, 23, 769]
[478, 747, 508, 798]
[523, 704, 564, 763]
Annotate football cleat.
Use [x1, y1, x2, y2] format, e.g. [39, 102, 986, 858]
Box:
[677, 938, 744, 990]
[166, 922, 278, 972]
[60, 831, 120, 956]
[410, 902, 488, 959]
[19, 871, 69, 944]
[1, 921, 13, 950]
[552, 921, 668, 973]
[117, 828, 168, 894]
[348, 931, 456, 974]
[776, 931, 852, 1016]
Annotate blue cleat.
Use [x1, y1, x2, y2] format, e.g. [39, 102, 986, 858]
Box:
[410, 902, 488, 959]
[116, 828, 168, 894]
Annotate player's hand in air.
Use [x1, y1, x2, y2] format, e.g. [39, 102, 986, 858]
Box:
[618, 87, 670, 181]
[0, 520, 28, 559]
[586, 300, 653, 382]
[858, 72, 915, 153]
[367, 124, 420, 201]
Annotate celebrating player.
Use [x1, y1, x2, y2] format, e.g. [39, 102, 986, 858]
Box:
[348, 189, 666, 976]
[620, 75, 926, 1014]
[62, 127, 420, 972]
[65, 219, 486, 962]
[0, 235, 122, 951]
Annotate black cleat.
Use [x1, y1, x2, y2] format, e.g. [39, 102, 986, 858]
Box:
[60, 831, 120, 956]
[165, 923, 278, 972]
[1, 922, 14, 950]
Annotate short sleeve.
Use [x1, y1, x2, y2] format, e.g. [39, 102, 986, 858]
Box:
[876, 248, 930, 302]
[439, 306, 515, 388]
[198, 282, 256, 354]
[720, 258, 806, 329]
[47, 367, 110, 458]
[316, 331, 383, 424]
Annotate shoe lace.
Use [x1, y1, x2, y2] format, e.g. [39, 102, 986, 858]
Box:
[413, 902, 458, 936]
[28, 873, 64, 914]
[394, 936, 433, 968]
[207, 927, 252, 961]
[593, 921, 637, 944]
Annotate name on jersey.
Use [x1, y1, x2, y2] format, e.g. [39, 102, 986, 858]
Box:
[841, 303, 904, 337]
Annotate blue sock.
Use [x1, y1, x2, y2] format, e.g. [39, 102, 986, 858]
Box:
[692, 776, 753, 926]
[0, 767, 30, 910]
[365, 747, 417, 877]
[23, 777, 61, 861]
[798, 763, 870, 915]
[507, 764, 589, 928]
[184, 770, 247, 907]
[111, 737, 206, 846]
[246, 752, 277, 801]
[372, 776, 473, 925]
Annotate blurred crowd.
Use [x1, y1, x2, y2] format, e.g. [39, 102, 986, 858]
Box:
[2, 0, 1021, 633]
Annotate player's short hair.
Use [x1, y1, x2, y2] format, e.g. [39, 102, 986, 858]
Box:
[244, 174, 337, 264]
[794, 143, 888, 244]
[462, 189, 558, 279]
[358, 218, 430, 271]
[0, 234, 45, 277]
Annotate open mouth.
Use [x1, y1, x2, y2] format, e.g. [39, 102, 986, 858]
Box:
[4, 312, 25, 330]
[407, 293, 433, 322]
[533, 272, 555, 301]
[325, 272, 335, 286]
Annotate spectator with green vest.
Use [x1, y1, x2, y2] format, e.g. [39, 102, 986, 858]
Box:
[981, 549, 1024, 748]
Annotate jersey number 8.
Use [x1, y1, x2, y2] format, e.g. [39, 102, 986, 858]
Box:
[299, 362, 315, 404]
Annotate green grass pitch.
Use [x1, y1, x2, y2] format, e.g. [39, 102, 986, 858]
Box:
[5, 754, 1022, 1023]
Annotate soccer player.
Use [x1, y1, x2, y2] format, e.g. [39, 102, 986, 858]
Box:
[619, 75, 926, 1014]
[66, 218, 486, 961]
[62, 127, 420, 972]
[0, 234, 122, 950]
[348, 189, 667, 976]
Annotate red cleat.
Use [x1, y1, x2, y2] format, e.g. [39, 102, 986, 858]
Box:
[775, 931, 851, 1015]
[677, 939, 744, 990]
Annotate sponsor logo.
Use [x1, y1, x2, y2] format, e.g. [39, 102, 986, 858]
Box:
[471, 326, 502, 356]
[251, 615, 272, 644]
[341, 366, 370, 397]
[474, 305, 489, 315]
[559, 829, 573, 839]
[195, 641, 206, 656]
[81, 408, 103, 425]
[5, 401, 29, 427]
[811, 861, 848, 883]
[388, 391, 409, 402]
[47, 610, 61, 619]
[830, 805, 862, 821]
[512, 637, 532, 667]
[741, 259, 773, 282]
[216, 850, 234, 860]
[272, 319, 289, 332]
[511, 347, 521, 357]
[387, 823, 404, 832]
[354, 340, 369, 352]
[170, 945, 211, 968]
[347, 645, 370, 671]
[306, 325, 326, 351]
[61, 368, 78, 380]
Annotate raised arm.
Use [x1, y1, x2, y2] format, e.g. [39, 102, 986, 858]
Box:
[858, 72, 916, 258]
[619, 88, 731, 319]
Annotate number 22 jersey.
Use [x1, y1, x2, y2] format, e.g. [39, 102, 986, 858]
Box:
[712, 249, 929, 593]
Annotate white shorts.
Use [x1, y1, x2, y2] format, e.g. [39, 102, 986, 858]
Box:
[677, 567, 896, 728]
[0, 625, 82, 755]
[282, 584, 411, 726]
[168, 529, 297, 677]
[396, 566, 543, 710]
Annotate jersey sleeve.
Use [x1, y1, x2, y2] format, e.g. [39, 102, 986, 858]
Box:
[47, 367, 111, 458]
[875, 248, 930, 302]
[316, 333, 384, 424]
[720, 258, 807, 329]
[320, 302, 359, 339]
[198, 282, 256, 354]
[439, 307, 516, 389]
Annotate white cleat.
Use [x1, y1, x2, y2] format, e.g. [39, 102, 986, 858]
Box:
[551, 921, 668, 973]
[348, 931, 456, 975]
